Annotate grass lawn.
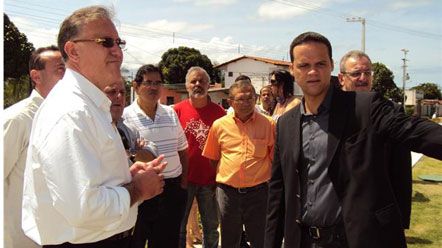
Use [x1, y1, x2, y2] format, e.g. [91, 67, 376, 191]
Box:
[406, 156, 442, 247]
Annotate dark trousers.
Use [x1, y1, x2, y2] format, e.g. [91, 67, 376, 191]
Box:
[130, 177, 187, 248]
[217, 183, 268, 248]
[42, 236, 131, 248]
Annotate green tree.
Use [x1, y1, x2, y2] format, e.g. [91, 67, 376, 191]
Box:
[411, 83, 442, 99]
[372, 62, 403, 103]
[159, 46, 216, 84]
[4, 13, 35, 108]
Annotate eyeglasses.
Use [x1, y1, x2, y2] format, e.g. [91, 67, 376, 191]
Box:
[232, 96, 255, 104]
[343, 70, 373, 78]
[270, 79, 279, 85]
[72, 37, 126, 49]
[140, 80, 162, 87]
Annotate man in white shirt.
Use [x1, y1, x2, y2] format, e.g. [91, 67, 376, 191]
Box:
[123, 64, 189, 248]
[22, 6, 166, 248]
[4, 45, 65, 248]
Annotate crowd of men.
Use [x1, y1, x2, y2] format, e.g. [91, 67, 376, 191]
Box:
[4, 5, 442, 248]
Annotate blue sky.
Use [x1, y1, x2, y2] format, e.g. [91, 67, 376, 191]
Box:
[3, 0, 442, 88]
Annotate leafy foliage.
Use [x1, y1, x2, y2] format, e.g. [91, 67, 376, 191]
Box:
[4, 14, 35, 108]
[159, 46, 218, 84]
[411, 83, 442, 100]
[4, 14, 34, 79]
[372, 62, 403, 103]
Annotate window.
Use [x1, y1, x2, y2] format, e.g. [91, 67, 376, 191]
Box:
[228, 71, 233, 77]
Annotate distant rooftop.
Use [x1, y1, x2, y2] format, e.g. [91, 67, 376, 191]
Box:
[215, 55, 291, 68]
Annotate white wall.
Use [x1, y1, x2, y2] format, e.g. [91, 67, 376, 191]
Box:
[218, 58, 303, 96]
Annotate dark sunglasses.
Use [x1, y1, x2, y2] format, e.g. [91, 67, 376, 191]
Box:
[72, 37, 126, 49]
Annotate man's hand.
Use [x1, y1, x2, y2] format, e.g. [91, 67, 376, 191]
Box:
[125, 155, 168, 206]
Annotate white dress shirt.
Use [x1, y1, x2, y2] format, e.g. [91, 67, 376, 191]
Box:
[123, 101, 188, 179]
[4, 90, 43, 248]
[22, 69, 137, 245]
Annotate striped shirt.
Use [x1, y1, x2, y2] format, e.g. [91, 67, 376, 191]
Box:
[123, 101, 188, 178]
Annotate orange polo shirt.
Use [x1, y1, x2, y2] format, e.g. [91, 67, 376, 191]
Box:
[202, 111, 275, 188]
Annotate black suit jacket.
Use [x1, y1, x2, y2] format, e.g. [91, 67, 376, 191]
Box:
[264, 86, 442, 248]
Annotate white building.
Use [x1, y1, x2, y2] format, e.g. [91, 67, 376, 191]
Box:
[215, 55, 303, 97]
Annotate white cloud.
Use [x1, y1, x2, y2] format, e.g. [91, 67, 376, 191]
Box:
[140, 19, 212, 33]
[174, 0, 237, 6]
[9, 16, 59, 48]
[257, 0, 330, 20]
[388, 0, 432, 11]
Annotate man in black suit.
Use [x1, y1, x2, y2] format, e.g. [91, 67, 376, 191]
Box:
[338, 50, 412, 229]
[264, 32, 442, 248]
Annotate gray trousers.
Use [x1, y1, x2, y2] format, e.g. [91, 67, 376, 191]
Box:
[216, 183, 268, 248]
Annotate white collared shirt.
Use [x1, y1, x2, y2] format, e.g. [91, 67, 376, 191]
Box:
[4, 90, 43, 248]
[22, 69, 137, 245]
[123, 101, 188, 178]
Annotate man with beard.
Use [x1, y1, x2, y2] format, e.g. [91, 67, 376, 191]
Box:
[123, 64, 189, 248]
[338, 50, 412, 229]
[175, 66, 225, 248]
[203, 76, 275, 248]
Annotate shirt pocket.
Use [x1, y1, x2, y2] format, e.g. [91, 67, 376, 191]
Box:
[251, 139, 268, 158]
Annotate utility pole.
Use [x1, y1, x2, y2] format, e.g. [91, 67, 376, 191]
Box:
[346, 17, 366, 52]
[401, 48, 409, 110]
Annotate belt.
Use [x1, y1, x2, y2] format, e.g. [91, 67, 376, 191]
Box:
[165, 176, 181, 184]
[219, 182, 268, 194]
[106, 228, 133, 241]
[301, 222, 346, 245]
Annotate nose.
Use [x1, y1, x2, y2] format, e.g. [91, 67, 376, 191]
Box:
[110, 43, 123, 60]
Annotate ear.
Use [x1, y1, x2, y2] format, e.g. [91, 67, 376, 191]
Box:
[338, 73, 345, 85]
[227, 98, 234, 108]
[64, 41, 80, 63]
[289, 63, 294, 76]
[30, 69, 41, 87]
[331, 59, 335, 72]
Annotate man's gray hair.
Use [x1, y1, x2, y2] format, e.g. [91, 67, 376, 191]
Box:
[185, 66, 210, 84]
[339, 50, 372, 73]
[58, 5, 114, 61]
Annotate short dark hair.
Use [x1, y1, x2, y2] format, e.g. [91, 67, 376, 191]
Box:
[269, 69, 294, 98]
[134, 64, 164, 84]
[234, 74, 251, 82]
[58, 6, 113, 61]
[289, 31, 332, 63]
[28, 45, 60, 89]
[229, 75, 255, 98]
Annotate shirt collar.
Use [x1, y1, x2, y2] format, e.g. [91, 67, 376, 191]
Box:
[66, 68, 111, 112]
[300, 84, 333, 116]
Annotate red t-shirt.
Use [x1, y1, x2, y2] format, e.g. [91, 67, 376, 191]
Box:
[174, 99, 226, 185]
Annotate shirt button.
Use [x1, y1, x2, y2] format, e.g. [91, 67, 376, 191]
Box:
[309, 180, 314, 184]
[296, 194, 300, 198]
[296, 219, 301, 224]
[296, 169, 299, 174]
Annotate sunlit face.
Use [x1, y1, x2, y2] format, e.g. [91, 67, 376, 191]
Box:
[71, 18, 123, 91]
[291, 42, 333, 100]
[260, 88, 274, 106]
[229, 85, 256, 119]
[34, 50, 65, 97]
[134, 72, 163, 107]
[339, 56, 373, 92]
[269, 75, 282, 98]
[104, 80, 126, 123]
[186, 70, 209, 99]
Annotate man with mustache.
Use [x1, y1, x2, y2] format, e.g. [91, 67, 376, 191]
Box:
[338, 50, 412, 229]
[203, 76, 275, 248]
[22, 6, 166, 248]
[174, 66, 225, 248]
[123, 64, 189, 248]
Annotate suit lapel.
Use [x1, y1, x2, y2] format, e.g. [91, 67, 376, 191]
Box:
[326, 88, 349, 168]
[289, 106, 302, 168]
